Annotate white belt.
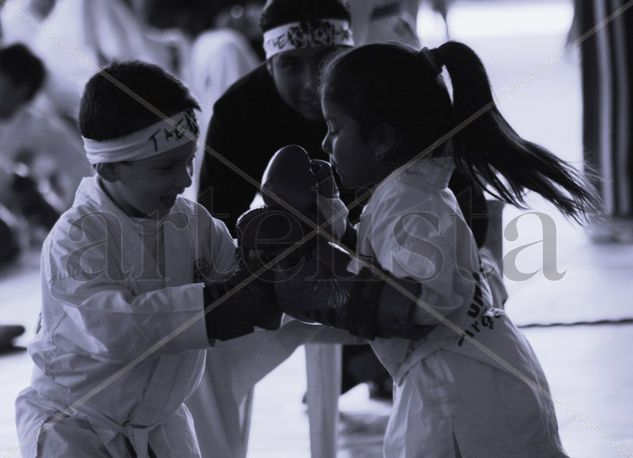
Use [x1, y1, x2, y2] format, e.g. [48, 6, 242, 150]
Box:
[38, 394, 158, 458]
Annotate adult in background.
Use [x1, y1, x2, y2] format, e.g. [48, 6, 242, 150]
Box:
[134, 0, 261, 198]
[196, 0, 401, 406]
[197, 0, 489, 403]
[0, 44, 91, 235]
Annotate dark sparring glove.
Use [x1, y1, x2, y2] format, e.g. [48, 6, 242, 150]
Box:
[254, 145, 428, 339]
[261, 144, 317, 212]
[261, 145, 349, 241]
[235, 144, 344, 288]
[274, 241, 433, 340]
[202, 210, 290, 342]
[203, 268, 282, 342]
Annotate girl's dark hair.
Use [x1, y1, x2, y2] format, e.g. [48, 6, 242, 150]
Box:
[0, 44, 46, 101]
[260, 0, 350, 32]
[79, 61, 199, 140]
[321, 42, 601, 222]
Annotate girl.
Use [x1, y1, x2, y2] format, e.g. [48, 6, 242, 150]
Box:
[318, 42, 600, 457]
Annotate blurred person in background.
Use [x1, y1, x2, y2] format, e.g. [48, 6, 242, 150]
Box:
[0, 43, 91, 260]
[346, 0, 454, 46]
[0, 0, 80, 126]
[29, 0, 169, 104]
[0, 0, 56, 46]
[135, 0, 262, 198]
[0, 25, 86, 350]
[212, 0, 267, 60]
[346, 0, 421, 47]
[0, 44, 91, 210]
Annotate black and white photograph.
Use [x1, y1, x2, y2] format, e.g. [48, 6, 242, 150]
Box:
[1, 0, 632, 456]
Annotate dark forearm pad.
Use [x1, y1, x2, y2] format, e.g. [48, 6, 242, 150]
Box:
[204, 273, 282, 342]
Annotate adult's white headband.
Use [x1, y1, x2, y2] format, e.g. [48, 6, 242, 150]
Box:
[82, 110, 199, 164]
[263, 19, 354, 59]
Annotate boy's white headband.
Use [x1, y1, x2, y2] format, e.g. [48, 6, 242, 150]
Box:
[82, 110, 199, 164]
[263, 19, 354, 59]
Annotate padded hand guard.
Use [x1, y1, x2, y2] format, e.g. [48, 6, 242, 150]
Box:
[236, 206, 315, 276]
[261, 144, 317, 211]
[204, 267, 282, 342]
[204, 205, 318, 342]
[259, 145, 349, 240]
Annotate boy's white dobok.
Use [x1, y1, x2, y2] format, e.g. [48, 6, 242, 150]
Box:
[15, 176, 235, 457]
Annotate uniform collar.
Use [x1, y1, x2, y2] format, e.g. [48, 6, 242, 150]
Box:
[372, 155, 455, 200]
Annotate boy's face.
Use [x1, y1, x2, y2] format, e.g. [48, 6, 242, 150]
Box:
[268, 46, 340, 122]
[108, 141, 196, 218]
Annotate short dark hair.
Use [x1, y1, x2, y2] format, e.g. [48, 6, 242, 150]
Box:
[321, 44, 452, 155]
[0, 44, 46, 101]
[260, 0, 350, 32]
[79, 61, 200, 140]
[321, 42, 602, 222]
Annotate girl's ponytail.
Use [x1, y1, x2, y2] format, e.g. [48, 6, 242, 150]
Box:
[435, 41, 601, 222]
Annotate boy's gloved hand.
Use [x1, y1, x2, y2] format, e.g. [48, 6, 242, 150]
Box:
[203, 269, 282, 342]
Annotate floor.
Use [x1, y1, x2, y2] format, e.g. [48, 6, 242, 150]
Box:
[1, 1, 633, 457]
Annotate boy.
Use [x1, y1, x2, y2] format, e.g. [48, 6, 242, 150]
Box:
[15, 61, 280, 457]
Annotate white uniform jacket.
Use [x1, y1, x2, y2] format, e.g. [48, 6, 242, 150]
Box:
[349, 156, 489, 382]
[349, 156, 566, 457]
[16, 176, 237, 457]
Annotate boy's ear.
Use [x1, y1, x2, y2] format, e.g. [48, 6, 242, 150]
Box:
[368, 124, 397, 160]
[95, 163, 120, 182]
